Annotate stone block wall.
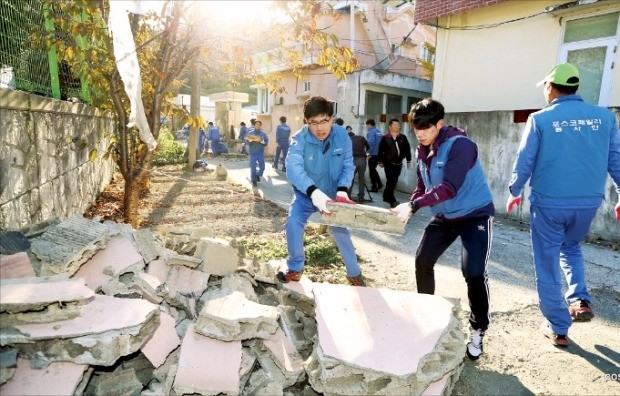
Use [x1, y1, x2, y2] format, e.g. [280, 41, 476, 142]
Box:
[0, 88, 115, 231]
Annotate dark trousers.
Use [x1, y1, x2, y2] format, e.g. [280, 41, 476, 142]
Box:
[415, 215, 493, 331]
[368, 156, 382, 189]
[382, 163, 402, 204]
[350, 157, 368, 198]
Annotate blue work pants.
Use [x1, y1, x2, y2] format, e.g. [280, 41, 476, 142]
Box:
[273, 142, 289, 169]
[250, 152, 265, 183]
[285, 191, 361, 277]
[530, 205, 597, 335]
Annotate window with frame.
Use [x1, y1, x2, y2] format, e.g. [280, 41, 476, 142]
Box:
[303, 81, 311, 92]
[365, 91, 383, 115]
[386, 94, 402, 115]
[559, 11, 619, 106]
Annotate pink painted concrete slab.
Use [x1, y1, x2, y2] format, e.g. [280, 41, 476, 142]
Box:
[422, 369, 452, 396]
[313, 283, 454, 376]
[1, 277, 94, 307]
[262, 328, 304, 373]
[282, 275, 314, 299]
[72, 236, 144, 291]
[173, 324, 241, 395]
[147, 259, 170, 283]
[0, 252, 36, 279]
[13, 295, 158, 340]
[166, 265, 209, 295]
[141, 312, 181, 368]
[0, 358, 87, 396]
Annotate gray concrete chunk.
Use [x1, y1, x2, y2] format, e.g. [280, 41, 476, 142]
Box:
[195, 290, 279, 341]
[195, 237, 242, 276]
[321, 202, 405, 235]
[30, 215, 110, 276]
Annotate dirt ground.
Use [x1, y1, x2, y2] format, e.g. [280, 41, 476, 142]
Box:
[86, 161, 620, 396]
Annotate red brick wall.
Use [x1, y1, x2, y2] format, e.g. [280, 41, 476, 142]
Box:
[414, 0, 506, 23]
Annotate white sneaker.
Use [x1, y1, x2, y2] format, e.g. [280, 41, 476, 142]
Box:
[466, 328, 485, 360]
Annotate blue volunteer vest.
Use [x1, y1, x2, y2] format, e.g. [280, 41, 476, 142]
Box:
[419, 136, 493, 218]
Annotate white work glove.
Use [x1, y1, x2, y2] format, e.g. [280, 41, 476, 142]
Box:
[391, 202, 413, 223]
[311, 189, 331, 214]
[335, 191, 356, 204]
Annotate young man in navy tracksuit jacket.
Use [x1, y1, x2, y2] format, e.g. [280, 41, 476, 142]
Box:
[392, 98, 495, 361]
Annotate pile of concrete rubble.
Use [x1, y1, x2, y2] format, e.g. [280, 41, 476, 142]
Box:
[0, 215, 466, 395]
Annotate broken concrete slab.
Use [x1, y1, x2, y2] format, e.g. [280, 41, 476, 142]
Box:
[243, 368, 284, 396]
[0, 252, 36, 279]
[0, 357, 88, 396]
[249, 328, 305, 389]
[421, 363, 463, 396]
[132, 228, 161, 264]
[321, 202, 405, 235]
[2, 295, 160, 367]
[72, 236, 144, 292]
[221, 272, 259, 302]
[0, 276, 93, 314]
[165, 265, 210, 296]
[140, 311, 180, 368]
[166, 253, 202, 269]
[0, 231, 31, 255]
[254, 258, 286, 284]
[239, 347, 257, 392]
[277, 305, 317, 360]
[130, 272, 163, 304]
[87, 367, 143, 396]
[0, 347, 17, 385]
[195, 290, 279, 341]
[146, 259, 170, 283]
[30, 215, 110, 277]
[194, 237, 241, 276]
[306, 283, 465, 395]
[101, 279, 142, 299]
[173, 323, 242, 396]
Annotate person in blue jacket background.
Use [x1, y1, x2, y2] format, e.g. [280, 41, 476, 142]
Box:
[246, 120, 268, 186]
[392, 98, 495, 361]
[506, 63, 620, 347]
[273, 116, 291, 172]
[366, 119, 384, 192]
[277, 96, 366, 287]
[238, 121, 249, 155]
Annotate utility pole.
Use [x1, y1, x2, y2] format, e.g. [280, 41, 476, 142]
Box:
[187, 60, 201, 169]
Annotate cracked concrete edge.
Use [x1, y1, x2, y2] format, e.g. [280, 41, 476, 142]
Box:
[6, 312, 160, 367]
[1, 303, 81, 326]
[304, 309, 466, 395]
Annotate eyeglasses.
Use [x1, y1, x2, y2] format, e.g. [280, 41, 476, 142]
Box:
[308, 118, 332, 127]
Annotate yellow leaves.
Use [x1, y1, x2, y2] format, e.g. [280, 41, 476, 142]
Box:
[186, 116, 205, 128]
[89, 149, 98, 162]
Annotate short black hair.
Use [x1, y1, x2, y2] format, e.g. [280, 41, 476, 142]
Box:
[550, 82, 579, 95]
[303, 96, 334, 120]
[250, 118, 256, 125]
[388, 118, 400, 126]
[254, 120, 262, 126]
[409, 98, 444, 129]
[208, 122, 214, 126]
[240, 122, 246, 126]
[335, 117, 344, 126]
[279, 116, 287, 123]
[366, 119, 375, 126]
[345, 125, 352, 130]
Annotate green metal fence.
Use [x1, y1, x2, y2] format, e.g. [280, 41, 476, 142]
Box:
[0, 0, 85, 101]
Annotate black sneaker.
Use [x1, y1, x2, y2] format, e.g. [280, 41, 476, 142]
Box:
[281, 167, 286, 172]
[465, 328, 485, 360]
[256, 176, 261, 182]
[569, 299, 594, 322]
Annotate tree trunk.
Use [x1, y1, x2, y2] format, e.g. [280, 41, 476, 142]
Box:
[124, 176, 141, 228]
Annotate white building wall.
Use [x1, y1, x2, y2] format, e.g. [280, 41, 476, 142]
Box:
[432, 0, 620, 112]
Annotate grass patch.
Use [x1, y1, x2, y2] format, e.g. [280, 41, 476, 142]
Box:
[237, 225, 366, 284]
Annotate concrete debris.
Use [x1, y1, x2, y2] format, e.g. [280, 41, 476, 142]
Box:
[132, 228, 162, 264]
[322, 201, 405, 235]
[0, 252, 35, 279]
[248, 328, 305, 388]
[140, 311, 180, 368]
[194, 237, 242, 276]
[0, 231, 31, 255]
[1, 215, 467, 396]
[166, 253, 202, 269]
[2, 295, 160, 367]
[173, 323, 242, 396]
[0, 347, 17, 385]
[0, 357, 88, 396]
[222, 272, 259, 302]
[30, 215, 110, 277]
[72, 236, 145, 292]
[306, 283, 465, 395]
[195, 289, 279, 341]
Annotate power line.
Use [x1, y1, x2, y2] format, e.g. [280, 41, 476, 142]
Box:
[432, 10, 545, 30]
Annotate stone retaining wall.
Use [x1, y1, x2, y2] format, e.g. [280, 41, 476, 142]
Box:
[0, 88, 115, 231]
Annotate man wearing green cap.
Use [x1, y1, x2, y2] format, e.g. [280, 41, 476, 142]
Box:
[506, 63, 620, 347]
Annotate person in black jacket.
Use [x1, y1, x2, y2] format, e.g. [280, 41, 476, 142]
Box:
[378, 118, 412, 208]
[347, 126, 370, 203]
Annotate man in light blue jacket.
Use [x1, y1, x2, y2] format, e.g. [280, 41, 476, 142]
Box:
[273, 116, 291, 172]
[277, 96, 366, 286]
[507, 63, 620, 347]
